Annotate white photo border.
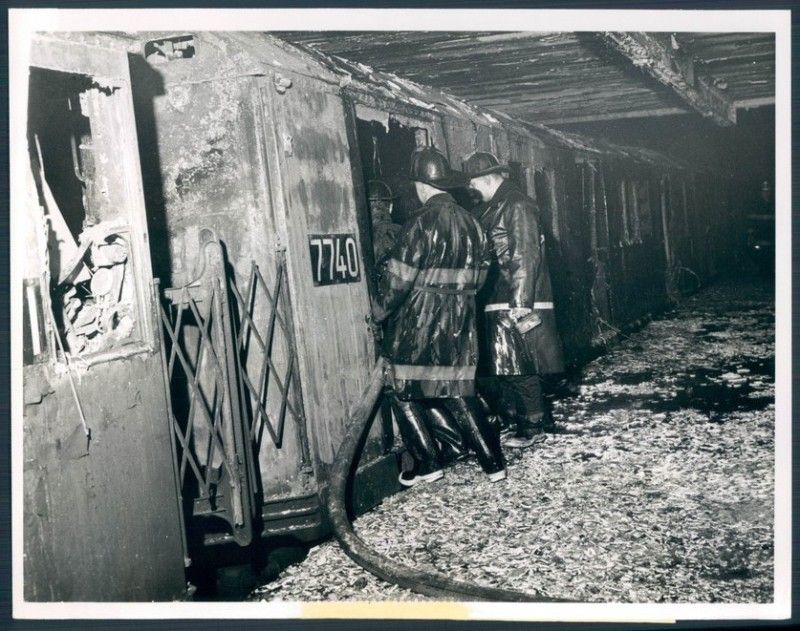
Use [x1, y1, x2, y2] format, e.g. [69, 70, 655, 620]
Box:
[9, 7, 792, 622]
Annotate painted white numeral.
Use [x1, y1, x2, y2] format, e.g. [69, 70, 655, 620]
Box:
[345, 237, 359, 277]
[335, 238, 348, 278]
[310, 238, 323, 282]
[322, 238, 335, 281]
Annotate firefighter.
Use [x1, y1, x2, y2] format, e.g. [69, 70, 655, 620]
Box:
[367, 179, 401, 264]
[368, 179, 401, 309]
[369, 178, 470, 463]
[464, 151, 565, 449]
[373, 147, 506, 486]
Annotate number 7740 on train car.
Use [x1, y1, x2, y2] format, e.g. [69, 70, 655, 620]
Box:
[308, 233, 361, 286]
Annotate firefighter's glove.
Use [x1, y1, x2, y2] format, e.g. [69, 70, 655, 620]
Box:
[371, 298, 388, 325]
[509, 307, 533, 322]
[368, 300, 385, 341]
[369, 319, 384, 341]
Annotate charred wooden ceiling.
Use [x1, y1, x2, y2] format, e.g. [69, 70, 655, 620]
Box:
[281, 31, 774, 127]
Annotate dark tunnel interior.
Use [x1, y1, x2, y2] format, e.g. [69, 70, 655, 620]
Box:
[560, 105, 776, 220]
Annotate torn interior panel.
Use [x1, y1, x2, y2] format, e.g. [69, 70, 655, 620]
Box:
[28, 66, 139, 357]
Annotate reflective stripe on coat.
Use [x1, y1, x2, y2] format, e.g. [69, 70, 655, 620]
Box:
[376, 192, 491, 399]
[477, 179, 565, 376]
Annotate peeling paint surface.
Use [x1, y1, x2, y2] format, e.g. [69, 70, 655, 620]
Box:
[24, 34, 185, 602]
[23, 357, 185, 601]
[282, 31, 774, 125]
[265, 70, 379, 465]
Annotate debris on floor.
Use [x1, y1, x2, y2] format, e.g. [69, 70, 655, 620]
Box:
[250, 281, 774, 603]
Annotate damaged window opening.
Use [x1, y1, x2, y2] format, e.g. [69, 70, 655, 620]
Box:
[413, 127, 429, 149]
[620, 178, 646, 246]
[637, 179, 654, 239]
[626, 179, 642, 244]
[356, 115, 424, 226]
[593, 168, 611, 251]
[508, 161, 527, 195]
[28, 67, 141, 358]
[144, 35, 196, 63]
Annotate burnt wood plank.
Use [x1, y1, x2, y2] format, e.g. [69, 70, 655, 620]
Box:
[598, 32, 737, 126]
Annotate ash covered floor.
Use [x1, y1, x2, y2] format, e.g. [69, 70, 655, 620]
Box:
[251, 281, 775, 603]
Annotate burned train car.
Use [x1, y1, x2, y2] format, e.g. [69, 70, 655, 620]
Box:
[20, 31, 736, 601]
[21, 35, 187, 601]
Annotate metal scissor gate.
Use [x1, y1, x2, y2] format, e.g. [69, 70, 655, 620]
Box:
[158, 233, 308, 552]
[229, 255, 312, 489]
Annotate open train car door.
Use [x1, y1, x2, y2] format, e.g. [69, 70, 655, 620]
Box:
[257, 67, 389, 506]
[21, 34, 186, 601]
[343, 100, 444, 468]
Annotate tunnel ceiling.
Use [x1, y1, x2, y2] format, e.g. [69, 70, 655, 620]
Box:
[279, 31, 775, 126]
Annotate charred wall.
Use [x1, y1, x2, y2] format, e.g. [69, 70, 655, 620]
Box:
[559, 106, 774, 275]
[126, 34, 391, 542]
[128, 57, 319, 507]
[22, 34, 187, 601]
[23, 355, 186, 601]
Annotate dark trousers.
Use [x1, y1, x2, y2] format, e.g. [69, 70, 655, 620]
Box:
[478, 374, 550, 433]
[425, 404, 469, 461]
[391, 395, 505, 475]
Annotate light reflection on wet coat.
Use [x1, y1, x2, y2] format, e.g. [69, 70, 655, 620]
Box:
[375, 192, 491, 399]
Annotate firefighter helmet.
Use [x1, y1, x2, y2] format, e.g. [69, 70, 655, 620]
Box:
[409, 147, 467, 189]
[463, 151, 509, 178]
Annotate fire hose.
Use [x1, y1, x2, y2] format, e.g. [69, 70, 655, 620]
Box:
[325, 356, 567, 602]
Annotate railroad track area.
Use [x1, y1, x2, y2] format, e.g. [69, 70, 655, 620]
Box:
[251, 280, 775, 603]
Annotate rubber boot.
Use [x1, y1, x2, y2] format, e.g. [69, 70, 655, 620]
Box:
[475, 390, 493, 417]
[425, 404, 469, 462]
[475, 390, 504, 434]
[391, 397, 442, 476]
[442, 397, 505, 476]
[506, 413, 546, 449]
[540, 407, 557, 433]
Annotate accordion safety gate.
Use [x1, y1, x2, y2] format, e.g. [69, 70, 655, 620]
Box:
[159, 234, 317, 558]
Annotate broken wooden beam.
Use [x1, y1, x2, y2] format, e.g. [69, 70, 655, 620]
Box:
[598, 32, 737, 126]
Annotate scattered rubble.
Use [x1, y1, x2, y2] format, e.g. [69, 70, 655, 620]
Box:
[59, 223, 136, 355]
[251, 281, 774, 603]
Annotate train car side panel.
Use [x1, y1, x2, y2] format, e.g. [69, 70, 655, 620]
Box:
[261, 70, 379, 471]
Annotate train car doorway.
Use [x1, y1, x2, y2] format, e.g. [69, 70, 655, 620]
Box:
[348, 109, 436, 456]
[355, 114, 422, 253]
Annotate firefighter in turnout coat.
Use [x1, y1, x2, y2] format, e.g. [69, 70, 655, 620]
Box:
[373, 147, 506, 486]
[465, 151, 565, 449]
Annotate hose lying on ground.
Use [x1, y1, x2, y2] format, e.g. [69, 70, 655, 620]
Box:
[325, 357, 568, 602]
